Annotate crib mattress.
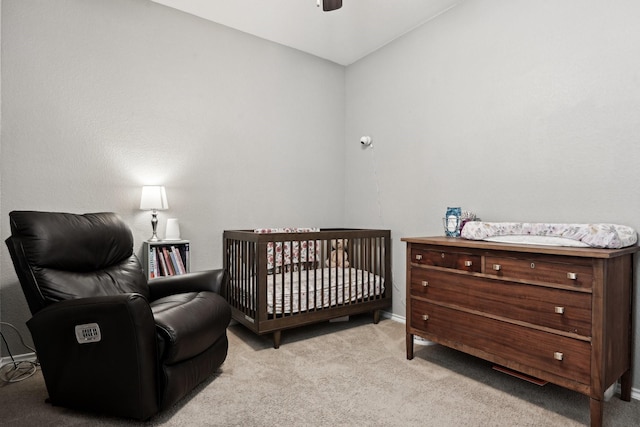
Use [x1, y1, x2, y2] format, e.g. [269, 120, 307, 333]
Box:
[232, 267, 385, 315]
[461, 222, 637, 249]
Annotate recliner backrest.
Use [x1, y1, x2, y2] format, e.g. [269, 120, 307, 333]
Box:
[6, 211, 149, 314]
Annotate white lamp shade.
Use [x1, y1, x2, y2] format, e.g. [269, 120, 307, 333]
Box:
[140, 186, 169, 210]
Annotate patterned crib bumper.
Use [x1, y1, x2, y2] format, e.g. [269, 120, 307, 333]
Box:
[254, 227, 320, 271]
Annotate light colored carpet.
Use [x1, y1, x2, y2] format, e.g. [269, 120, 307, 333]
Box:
[1, 315, 639, 426]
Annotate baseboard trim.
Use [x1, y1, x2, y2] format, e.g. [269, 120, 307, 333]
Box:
[381, 310, 640, 401]
[380, 310, 405, 323]
[0, 352, 37, 368]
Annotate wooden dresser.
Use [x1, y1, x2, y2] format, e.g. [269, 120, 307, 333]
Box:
[402, 236, 638, 427]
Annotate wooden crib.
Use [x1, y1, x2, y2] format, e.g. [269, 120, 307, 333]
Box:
[223, 228, 392, 348]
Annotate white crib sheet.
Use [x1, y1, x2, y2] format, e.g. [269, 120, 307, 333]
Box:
[232, 267, 385, 315]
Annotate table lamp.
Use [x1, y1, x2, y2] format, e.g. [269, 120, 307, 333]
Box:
[140, 185, 169, 241]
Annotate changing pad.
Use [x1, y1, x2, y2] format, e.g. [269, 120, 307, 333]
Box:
[460, 222, 637, 249]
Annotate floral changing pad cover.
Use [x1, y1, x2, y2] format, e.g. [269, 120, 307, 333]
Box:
[461, 222, 637, 249]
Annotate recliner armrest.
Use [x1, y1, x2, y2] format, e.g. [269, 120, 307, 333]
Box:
[148, 268, 228, 301]
[27, 293, 159, 420]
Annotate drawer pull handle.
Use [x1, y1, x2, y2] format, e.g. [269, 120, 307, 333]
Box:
[493, 264, 502, 271]
[422, 314, 430, 321]
[554, 352, 564, 361]
[567, 272, 577, 280]
[421, 281, 429, 287]
[554, 306, 565, 314]
[441, 253, 445, 258]
[464, 260, 473, 267]
[530, 262, 535, 269]
[415, 254, 423, 261]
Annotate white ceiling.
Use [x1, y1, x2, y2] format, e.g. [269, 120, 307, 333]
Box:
[151, 0, 462, 65]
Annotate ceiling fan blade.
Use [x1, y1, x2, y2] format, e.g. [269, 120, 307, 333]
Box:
[323, 0, 342, 12]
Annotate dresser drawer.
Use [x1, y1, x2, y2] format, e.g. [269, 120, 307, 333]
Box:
[410, 247, 481, 272]
[411, 299, 591, 384]
[410, 269, 592, 336]
[484, 255, 593, 289]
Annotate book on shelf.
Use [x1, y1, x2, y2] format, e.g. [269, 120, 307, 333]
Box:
[162, 247, 175, 275]
[167, 246, 184, 275]
[171, 245, 187, 274]
[155, 247, 168, 276]
[148, 246, 157, 279]
[147, 242, 190, 279]
[181, 243, 190, 271]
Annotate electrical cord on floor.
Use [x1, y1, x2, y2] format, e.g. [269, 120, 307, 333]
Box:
[0, 322, 39, 383]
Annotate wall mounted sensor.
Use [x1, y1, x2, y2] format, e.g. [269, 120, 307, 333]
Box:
[360, 136, 373, 147]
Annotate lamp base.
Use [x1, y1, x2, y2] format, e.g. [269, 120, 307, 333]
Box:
[149, 210, 160, 242]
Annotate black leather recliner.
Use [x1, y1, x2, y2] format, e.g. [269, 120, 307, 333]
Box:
[5, 211, 231, 420]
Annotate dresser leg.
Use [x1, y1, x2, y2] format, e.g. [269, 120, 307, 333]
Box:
[589, 397, 603, 427]
[620, 370, 632, 401]
[407, 333, 414, 360]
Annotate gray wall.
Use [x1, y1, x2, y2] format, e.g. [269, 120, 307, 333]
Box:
[3, 0, 640, 392]
[0, 0, 344, 352]
[345, 0, 640, 386]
